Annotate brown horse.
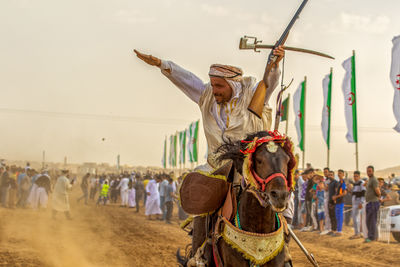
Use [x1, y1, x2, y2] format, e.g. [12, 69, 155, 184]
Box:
[178, 131, 295, 267]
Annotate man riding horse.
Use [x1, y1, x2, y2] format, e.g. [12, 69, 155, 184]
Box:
[134, 47, 295, 266]
[134, 46, 284, 171]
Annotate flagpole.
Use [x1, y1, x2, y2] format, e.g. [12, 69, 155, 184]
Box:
[302, 76, 307, 170]
[179, 132, 182, 175]
[327, 67, 332, 168]
[174, 131, 178, 175]
[285, 93, 290, 135]
[353, 50, 359, 171]
[355, 142, 359, 171]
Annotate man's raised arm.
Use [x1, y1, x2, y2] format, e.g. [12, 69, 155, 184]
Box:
[134, 49, 206, 104]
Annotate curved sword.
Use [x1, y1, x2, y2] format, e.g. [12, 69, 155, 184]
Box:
[239, 36, 335, 59]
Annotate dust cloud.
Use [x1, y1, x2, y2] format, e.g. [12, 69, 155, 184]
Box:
[0, 187, 399, 266]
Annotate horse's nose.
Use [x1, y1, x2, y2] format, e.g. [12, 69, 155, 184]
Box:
[270, 190, 289, 201]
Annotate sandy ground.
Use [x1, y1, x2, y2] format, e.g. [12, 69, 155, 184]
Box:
[0, 188, 399, 267]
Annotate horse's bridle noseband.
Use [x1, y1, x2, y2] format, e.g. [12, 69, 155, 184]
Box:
[251, 171, 288, 192]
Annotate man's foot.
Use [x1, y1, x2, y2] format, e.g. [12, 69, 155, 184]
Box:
[332, 232, 342, 237]
[300, 226, 311, 232]
[304, 226, 313, 232]
[320, 230, 330, 235]
[349, 234, 361, 240]
[364, 238, 372, 243]
[327, 231, 335, 236]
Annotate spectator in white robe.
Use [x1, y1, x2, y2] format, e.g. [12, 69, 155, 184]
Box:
[28, 171, 51, 210]
[117, 176, 130, 207]
[128, 178, 136, 208]
[52, 170, 73, 220]
[145, 176, 162, 219]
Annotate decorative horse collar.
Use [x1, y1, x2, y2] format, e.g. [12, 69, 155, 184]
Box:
[220, 214, 286, 265]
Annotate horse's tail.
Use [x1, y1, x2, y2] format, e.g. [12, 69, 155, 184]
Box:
[176, 248, 188, 267]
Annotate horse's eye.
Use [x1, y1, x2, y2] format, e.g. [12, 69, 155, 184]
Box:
[256, 159, 262, 165]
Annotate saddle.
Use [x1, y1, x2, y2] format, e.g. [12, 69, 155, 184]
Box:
[179, 162, 234, 215]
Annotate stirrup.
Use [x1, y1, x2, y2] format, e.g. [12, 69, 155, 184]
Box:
[187, 243, 207, 267]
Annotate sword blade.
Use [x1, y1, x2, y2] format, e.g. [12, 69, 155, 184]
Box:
[239, 40, 335, 59]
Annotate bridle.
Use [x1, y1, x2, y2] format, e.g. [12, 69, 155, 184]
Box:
[240, 130, 292, 193]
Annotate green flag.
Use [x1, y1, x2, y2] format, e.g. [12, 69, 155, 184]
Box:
[169, 134, 177, 167]
[322, 70, 333, 149]
[173, 134, 177, 167]
[342, 53, 358, 143]
[187, 120, 199, 163]
[280, 96, 289, 122]
[179, 130, 186, 164]
[293, 79, 306, 151]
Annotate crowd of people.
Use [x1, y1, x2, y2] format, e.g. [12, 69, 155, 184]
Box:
[0, 163, 187, 224]
[291, 164, 400, 243]
[2, 161, 400, 242]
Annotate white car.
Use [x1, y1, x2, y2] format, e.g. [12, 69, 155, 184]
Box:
[388, 204, 400, 242]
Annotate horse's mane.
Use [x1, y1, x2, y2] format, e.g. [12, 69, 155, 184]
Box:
[217, 131, 270, 175]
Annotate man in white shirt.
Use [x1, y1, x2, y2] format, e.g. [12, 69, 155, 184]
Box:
[134, 47, 284, 171]
[117, 175, 130, 207]
[134, 47, 287, 261]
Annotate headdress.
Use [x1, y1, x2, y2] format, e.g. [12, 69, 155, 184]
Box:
[209, 64, 243, 82]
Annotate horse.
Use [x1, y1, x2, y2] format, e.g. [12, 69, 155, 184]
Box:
[178, 130, 296, 267]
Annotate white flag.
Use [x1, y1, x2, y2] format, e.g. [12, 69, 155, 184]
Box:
[321, 71, 332, 149]
[390, 35, 400, 133]
[293, 80, 306, 151]
[187, 121, 199, 162]
[179, 131, 186, 164]
[342, 54, 358, 143]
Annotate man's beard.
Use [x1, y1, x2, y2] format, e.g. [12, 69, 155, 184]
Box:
[214, 94, 225, 104]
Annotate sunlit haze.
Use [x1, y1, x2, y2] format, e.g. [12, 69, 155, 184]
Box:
[1, 0, 399, 171]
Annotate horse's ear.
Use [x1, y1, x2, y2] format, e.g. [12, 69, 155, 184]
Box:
[212, 161, 233, 178]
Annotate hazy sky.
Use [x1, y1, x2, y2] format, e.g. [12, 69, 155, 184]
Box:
[1, 0, 399, 171]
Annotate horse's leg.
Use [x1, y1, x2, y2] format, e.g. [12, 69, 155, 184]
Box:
[218, 240, 248, 267]
[263, 249, 286, 267]
[192, 216, 207, 256]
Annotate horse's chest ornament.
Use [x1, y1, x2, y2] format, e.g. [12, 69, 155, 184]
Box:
[221, 216, 286, 265]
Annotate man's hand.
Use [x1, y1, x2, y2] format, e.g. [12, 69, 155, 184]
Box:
[272, 45, 285, 68]
[134, 49, 161, 67]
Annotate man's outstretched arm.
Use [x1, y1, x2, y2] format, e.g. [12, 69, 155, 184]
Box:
[134, 49, 206, 104]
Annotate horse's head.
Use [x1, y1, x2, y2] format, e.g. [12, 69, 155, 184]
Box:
[218, 131, 296, 212]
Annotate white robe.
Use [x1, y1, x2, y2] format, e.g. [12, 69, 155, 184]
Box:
[36, 187, 48, 208]
[160, 60, 280, 169]
[118, 177, 130, 206]
[27, 183, 38, 208]
[52, 176, 72, 212]
[145, 179, 161, 215]
[128, 188, 136, 208]
[27, 184, 48, 209]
